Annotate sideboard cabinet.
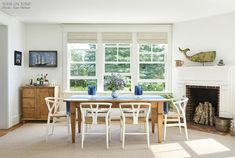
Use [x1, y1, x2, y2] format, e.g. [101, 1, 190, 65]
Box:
[21, 86, 59, 121]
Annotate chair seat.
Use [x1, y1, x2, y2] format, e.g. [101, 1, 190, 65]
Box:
[84, 116, 108, 124]
[122, 109, 145, 113]
[165, 112, 183, 118]
[86, 109, 109, 114]
[51, 111, 67, 117]
[120, 116, 147, 124]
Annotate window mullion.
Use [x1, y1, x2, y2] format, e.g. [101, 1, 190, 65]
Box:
[96, 32, 103, 92]
[131, 32, 138, 90]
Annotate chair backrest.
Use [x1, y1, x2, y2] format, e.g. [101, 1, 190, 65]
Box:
[45, 97, 64, 115]
[172, 97, 189, 115]
[80, 102, 112, 124]
[119, 103, 151, 124]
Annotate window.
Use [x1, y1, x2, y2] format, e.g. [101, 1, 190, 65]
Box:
[137, 32, 168, 91]
[65, 27, 171, 93]
[68, 43, 97, 91]
[104, 44, 132, 91]
[138, 44, 167, 91]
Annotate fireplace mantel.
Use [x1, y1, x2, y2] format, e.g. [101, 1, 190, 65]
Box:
[175, 66, 235, 117]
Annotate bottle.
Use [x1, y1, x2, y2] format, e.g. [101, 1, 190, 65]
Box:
[40, 74, 44, 85]
[36, 74, 40, 85]
[44, 74, 49, 85]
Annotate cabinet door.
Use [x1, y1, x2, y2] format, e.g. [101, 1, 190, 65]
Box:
[23, 88, 35, 98]
[36, 88, 54, 119]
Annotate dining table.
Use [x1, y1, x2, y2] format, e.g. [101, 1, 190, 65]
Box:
[64, 95, 168, 143]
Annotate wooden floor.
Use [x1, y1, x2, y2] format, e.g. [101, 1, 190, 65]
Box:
[0, 123, 23, 137]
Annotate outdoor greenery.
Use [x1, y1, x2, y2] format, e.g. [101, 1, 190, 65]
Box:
[139, 64, 165, 79]
[139, 54, 151, 62]
[105, 47, 117, 61]
[138, 82, 165, 91]
[70, 79, 97, 91]
[70, 63, 96, 76]
[105, 64, 130, 73]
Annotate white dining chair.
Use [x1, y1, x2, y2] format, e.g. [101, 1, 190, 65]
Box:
[164, 97, 189, 140]
[45, 97, 70, 141]
[119, 102, 151, 149]
[80, 102, 112, 149]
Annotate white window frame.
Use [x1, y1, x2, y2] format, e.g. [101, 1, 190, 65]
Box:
[138, 43, 168, 92]
[68, 43, 97, 91]
[103, 43, 132, 91]
[62, 24, 172, 94]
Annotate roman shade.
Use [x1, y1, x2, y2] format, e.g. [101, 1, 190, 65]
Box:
[67, 32, 97, 43]
[137, 32, 168, 44]
[102, 32, 132, 43]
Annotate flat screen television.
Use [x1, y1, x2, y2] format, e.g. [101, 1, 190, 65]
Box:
[29, 50, 57, 67]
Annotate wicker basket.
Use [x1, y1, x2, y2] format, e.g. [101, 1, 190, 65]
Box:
[215, 117, 232, 132]
[231, 120, 235, 136]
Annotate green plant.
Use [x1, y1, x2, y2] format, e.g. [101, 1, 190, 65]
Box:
[161, 94, 174, 111]
[105, 73, 125, 91]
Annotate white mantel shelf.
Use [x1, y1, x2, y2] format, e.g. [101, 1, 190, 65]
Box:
[176, 66, 233, 84]
[175, 65, 235, 116]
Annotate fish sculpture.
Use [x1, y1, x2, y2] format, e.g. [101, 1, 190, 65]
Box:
[179, 47, 216, 64]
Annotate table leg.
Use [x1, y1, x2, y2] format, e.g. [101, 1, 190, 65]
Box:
[70, 102, 76, 143]
[151, 107, 156, 133]
[77, 106, 81, 133]
[157, 102, 163, 143]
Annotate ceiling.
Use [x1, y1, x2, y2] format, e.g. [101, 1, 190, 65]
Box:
[1, 0, 235, 24]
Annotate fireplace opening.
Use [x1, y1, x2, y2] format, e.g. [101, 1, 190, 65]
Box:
[186, 85, 220, 126]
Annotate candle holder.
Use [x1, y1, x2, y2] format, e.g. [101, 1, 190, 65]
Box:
[88, 85, 96, 97]
[134, 85, 143, 98]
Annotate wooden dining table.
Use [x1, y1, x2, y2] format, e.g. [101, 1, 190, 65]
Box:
[64, 95, 168, 143]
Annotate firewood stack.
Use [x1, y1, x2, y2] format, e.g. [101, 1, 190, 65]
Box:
[193, 101, 215, 126]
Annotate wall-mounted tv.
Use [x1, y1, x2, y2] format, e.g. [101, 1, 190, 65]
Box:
[29, 50, 57, 67]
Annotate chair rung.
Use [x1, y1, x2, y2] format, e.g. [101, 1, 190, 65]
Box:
[124, 133, 148, 135]
[165, 124, 185, 127]
[84, 132, 106, 135]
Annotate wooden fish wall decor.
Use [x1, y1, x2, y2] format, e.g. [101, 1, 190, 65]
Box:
[179, 47, 216, 65]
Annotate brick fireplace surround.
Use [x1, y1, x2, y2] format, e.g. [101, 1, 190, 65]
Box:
[185, 85, 220, 123]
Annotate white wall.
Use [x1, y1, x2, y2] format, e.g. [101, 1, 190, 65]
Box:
[0, 11, 25, 128]
[172, 11, 235, 116]
[173, 12, 235, 66]
[24, 24, 63, 92]
[0, 25, 8, 128]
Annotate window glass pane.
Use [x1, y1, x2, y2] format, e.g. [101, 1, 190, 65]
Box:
[139, 64, 165, 79]
[152, 54, 164, 62]
[152, 44, 166, 52]
[70, 79, 97, 91]
[104, 76, 131, 91]
[84, 51, 96, 62]
[71, 50, 83, 62]
[138, 82, 165, 91]
[118, 47, 130, 62]
[105, 47, 117, 62]
[70, 63, 96, 76]
[139, 44, 151, 53]
[105, 64, 130, 73]
[139, 54, 151, 62]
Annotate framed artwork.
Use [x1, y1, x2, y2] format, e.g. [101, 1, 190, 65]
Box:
[14, 50, 22, 66]
[29, 50, 57, 67]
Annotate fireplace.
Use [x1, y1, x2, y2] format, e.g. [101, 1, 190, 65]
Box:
[185, 85, 220, 125]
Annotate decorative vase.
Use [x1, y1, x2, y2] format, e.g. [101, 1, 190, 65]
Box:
[111, 90, 118, 98]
